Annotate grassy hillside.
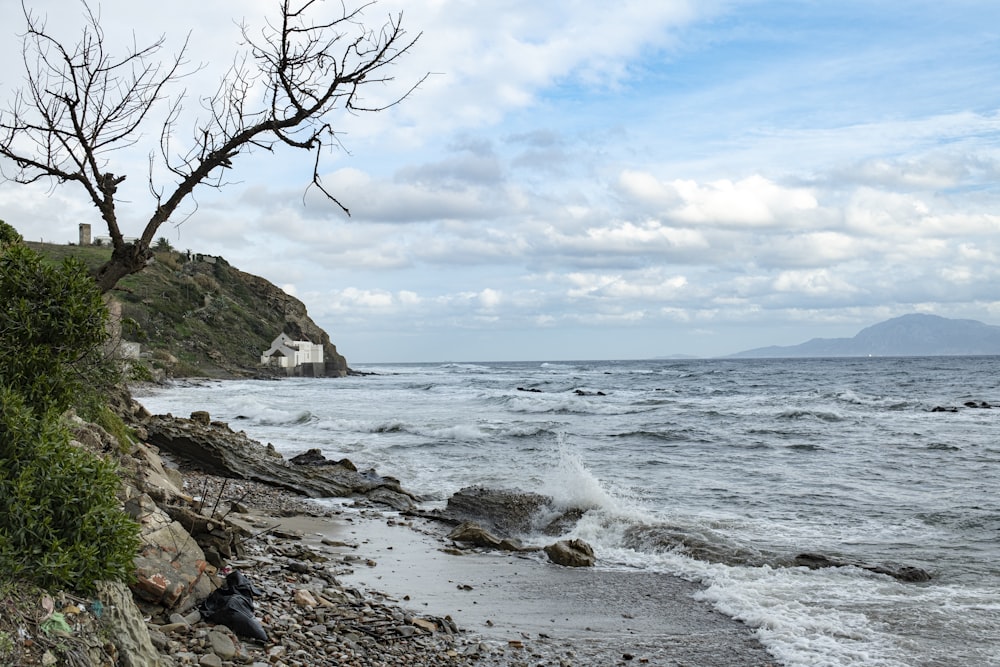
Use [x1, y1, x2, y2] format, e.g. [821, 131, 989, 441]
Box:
[28, 242, 349, 379]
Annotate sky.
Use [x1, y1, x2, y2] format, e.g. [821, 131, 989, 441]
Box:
[1, 0, 1000, 363]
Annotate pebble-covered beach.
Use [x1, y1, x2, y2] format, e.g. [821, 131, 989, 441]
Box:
[159, 470, 495, 667]
[161, 469, 776, 667]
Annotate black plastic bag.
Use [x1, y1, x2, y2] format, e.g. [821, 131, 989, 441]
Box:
[222, 570, 264, 598]
[198, 570, 268, 641]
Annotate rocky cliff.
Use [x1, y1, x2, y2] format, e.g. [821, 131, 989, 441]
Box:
[29, 242, 349, 378]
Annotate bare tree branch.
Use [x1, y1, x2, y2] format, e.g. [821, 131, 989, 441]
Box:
[0, 0, 424, 292]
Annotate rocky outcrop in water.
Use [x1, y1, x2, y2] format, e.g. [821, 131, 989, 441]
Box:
[144, 413, 416, 510]
[423, 486, 599, 564]
[790, 553, 932, 582]
[429, 485, 576, 536]
[621, 524, 932, 583]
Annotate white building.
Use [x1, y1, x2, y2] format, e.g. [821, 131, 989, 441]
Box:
[260, 333, 324, 368]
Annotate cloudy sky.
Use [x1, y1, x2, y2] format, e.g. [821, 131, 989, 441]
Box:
[1, 0, 999, 362]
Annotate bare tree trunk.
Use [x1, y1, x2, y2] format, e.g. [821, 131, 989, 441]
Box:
[93, 243, 154, 292]
[0, 0, 424, 292]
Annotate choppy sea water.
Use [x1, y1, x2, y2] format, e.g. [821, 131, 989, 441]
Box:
[140, 357, 1000, 666]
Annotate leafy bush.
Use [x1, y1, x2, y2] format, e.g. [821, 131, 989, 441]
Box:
[153, 237, 173, 252]
[0, 389, 140, 592]
[0, 242, 118, 413]
[0, 224, 138, 593]
[0, 219, 22, 247]
[127, 360, 156, 383]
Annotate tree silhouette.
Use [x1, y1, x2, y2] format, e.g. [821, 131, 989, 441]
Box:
[0, 0, 423, 291]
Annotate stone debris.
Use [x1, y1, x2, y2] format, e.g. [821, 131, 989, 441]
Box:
[137, 467, 547, 667]
[447, 521, 532, 552]
[1, 408, 774, 667]
[146, 468, 684, 667]
[152, 552, 510, 665]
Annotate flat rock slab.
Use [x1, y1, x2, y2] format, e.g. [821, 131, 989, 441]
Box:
[144, 414, 415, 509]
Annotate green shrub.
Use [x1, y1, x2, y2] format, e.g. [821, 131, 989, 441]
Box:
[192, 272, 220, 293]
[0, 629, 13, 659]
[0, 223, 137, 593]
[0, 219, 23, 247]
[153, 237, 173, 253]
[126, 360, 156, 383]
[0, 389, 140, 592]
[92, 404, 135, 453]
[0, 242, 118, 413]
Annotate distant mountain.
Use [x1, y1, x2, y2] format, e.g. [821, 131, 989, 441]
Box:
[729, 314, 1000, 358]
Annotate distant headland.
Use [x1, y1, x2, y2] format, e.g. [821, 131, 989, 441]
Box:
[729, 314, 1000, 358]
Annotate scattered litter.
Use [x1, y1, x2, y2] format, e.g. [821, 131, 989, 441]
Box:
[40, 612, 72, 637]
[198, 570, 268, 641]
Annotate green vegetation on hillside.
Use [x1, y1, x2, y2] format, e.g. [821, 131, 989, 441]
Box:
[0, 222, 139, 593]
[1, 242, 117, 412]
[0, 389, 139, 591]
[28, 241, 348, 378]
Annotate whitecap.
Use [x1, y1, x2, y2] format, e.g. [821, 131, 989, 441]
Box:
[777, 409, 845, 422]
[417, 424, 489, 441]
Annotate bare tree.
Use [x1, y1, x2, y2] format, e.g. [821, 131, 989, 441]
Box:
[0, 0, 423, 292]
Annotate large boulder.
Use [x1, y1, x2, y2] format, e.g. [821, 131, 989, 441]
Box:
[543, 539, 596, 567]
[125, 492, 211, 610]
[447, 521, 532, 552]
[132, 521, 210, 609]
[437, 486, 556, 536]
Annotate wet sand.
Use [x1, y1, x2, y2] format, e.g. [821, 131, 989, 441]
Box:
[291, 513, 777, 666]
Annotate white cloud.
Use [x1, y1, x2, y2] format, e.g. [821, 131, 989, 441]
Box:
[844, 188, 934, 237]
[773, 269, 859, 297]
[559, 270, 688, 302]
[617, 170, 679, 207]
[3, 1, 1000, 361]
[329, 288, 398, 311]
[851, 157, 961, 190]
[939, 266, 974, 284]
[398, 290, 422, 306]
[603, 275, 689, 300]
[760, 232, 862, 268]
[617, 172, 819, 228]
[670, 175, 818, 227]
[586, 220, 708, 249]
[478, 288, 502, 309]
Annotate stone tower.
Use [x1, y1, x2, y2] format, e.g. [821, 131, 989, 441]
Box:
[79, 223, 91, 246]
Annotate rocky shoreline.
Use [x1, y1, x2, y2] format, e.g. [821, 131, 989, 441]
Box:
[142, 467, 532, 667]
[150, 463, 777, 667]
[2, 399, 777, 666]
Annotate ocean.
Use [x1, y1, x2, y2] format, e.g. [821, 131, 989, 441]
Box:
[139, 357, 1000, 666]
